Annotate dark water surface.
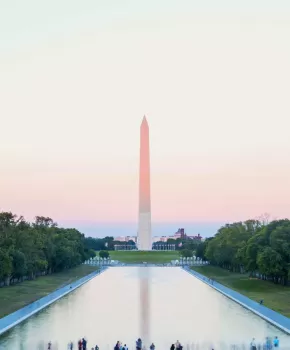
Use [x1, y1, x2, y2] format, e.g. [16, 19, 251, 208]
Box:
[0, 267, 289, 349]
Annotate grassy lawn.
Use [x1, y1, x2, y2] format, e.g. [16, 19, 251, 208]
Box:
[191, 266, 290, 318]
[109, 251, 180, 263]
[0, 265, 98, 319]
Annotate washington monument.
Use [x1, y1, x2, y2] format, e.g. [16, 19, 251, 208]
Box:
[138, 116, 152, 250]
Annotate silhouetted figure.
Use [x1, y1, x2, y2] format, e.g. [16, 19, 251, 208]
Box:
[114, 341, 120, 350]
[136, 338, 142, 350]
[265, 337, 272, 350]
[78, 339, 82, 350]
[273, 336, 279, 347]
[150, 343, 155, 350]
[95, 345, 99, 350]
[250, 338, 257, 350]
[175, 341, 182, 350]
[48, 341, 52, 350]
[260, 299, 264, 305]
[170, 344, 175, 350]
[82, 338, 87, 350]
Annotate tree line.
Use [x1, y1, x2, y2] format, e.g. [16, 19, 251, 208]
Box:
[83, 236, 136, 251]
[195, 218, 290, 286]
[0, 212, 96, 287]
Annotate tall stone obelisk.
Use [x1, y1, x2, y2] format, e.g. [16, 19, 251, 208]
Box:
[138, 116, 152, 250]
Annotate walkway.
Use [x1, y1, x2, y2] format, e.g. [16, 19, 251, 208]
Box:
[0, 268, 107, 336]
[183, 266, 290, 335]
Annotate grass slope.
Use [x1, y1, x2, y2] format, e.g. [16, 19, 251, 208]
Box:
[0, 265, 98, 319]
[109, 251, 180, 263]
[191, 266, 290, 318]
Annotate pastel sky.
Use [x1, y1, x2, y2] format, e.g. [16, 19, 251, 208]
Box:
[1, 1, 290, 237]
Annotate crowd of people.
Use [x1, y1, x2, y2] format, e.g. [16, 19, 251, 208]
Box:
[114, 339, 184, 350]
[250, 336, 280, 349]
[45, 336, 281, 349]
[46, 338, 180, 350]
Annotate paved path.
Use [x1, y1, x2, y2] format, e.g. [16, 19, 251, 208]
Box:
[183, 266, 290, 335]
[0, 268, 107, 336]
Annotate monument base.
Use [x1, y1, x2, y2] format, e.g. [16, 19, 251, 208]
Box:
[138, 212, 152, 250]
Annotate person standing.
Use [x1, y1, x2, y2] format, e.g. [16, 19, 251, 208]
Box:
[175, 341, 182, 350]
[250, 338, 257, 350]
[82, 338, 87, 350]
[123, 344, 128, 350]
[136, 338, 142, 350]
[265, 337, 272, 350]
[170, 344, 175, 350]
[114, 341, 120, 350]
[273, 337, 279, 347]
[150, 343, 155, 350]
[78, 339, 82, 350]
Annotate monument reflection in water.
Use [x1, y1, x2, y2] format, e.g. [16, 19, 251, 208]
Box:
[139, 267, 151, 347]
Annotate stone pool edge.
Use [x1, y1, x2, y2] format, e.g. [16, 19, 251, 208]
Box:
[0, 267, 108, 336]
[182, 266, 290, 335]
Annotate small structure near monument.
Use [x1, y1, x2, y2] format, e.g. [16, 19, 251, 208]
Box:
[114, 244, 136, 251]
[152, 244, 176, 251]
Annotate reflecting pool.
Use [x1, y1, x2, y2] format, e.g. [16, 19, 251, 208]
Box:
[0, 267, 289, 349]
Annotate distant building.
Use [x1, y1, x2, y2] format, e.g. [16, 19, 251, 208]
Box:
[153, 236, 167, 243]
[114, 230, 201, 244]
[115, 236, 126, 242]
[114, 236, 137, 243]
[172, 228, 185, 239]
[187, 233, 202, 241]
[153, 229, 202, 242]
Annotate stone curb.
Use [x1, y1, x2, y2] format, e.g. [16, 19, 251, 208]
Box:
[182, 267, 290, 335]
[0, 267, 107, 336]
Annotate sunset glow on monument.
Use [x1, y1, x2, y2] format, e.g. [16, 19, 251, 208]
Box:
[138, 116, 152, 250]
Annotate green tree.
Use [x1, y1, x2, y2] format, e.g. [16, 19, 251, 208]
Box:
[0, 211, 88, 286]
[180, 249, 193, 258]
[203, 217, 290, 286]
[11, 250, 27, 281]
[99, 250, 110, 259]
[196, 238, 212, 260]
[0, 249, 13, 285]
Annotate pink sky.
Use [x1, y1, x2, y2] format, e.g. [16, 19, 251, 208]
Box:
[1, 1, 290, 236]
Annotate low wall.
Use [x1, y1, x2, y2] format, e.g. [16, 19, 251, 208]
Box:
[110, 264, 178, 267]
[0, 267, 107, 336]
[183, 267, 290, 335]
[109, 263, 205, 267]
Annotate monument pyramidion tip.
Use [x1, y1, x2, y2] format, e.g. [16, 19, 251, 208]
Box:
[141, 115, 148, 125]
